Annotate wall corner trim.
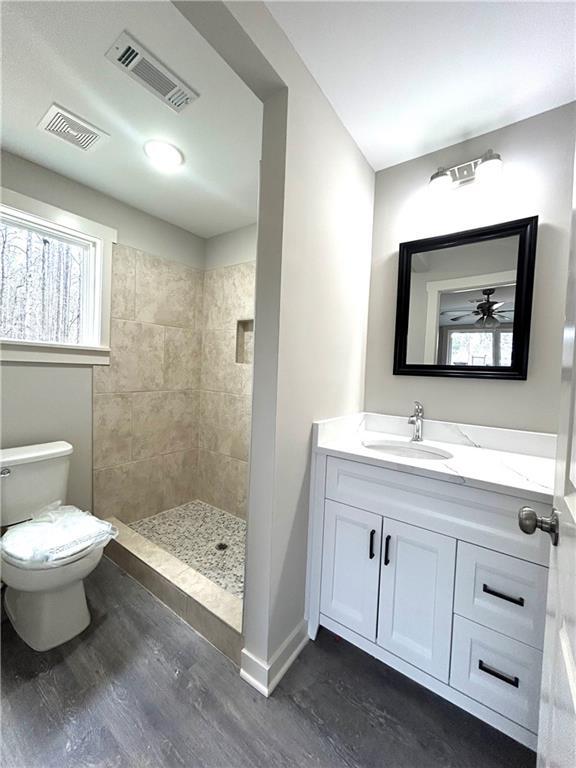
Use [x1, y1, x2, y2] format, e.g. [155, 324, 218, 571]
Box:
[240, 619, 309, 696]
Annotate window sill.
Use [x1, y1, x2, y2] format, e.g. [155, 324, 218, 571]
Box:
[0, 340, 111, 366]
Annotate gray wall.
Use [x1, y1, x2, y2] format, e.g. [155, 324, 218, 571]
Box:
[1, 151, 205, 267]
[1, 153, 209, 511]
[365, 103, 576, 433]
[205, 223, 257, 268]
[0, 364, 93, 510]
[206, 2, 375, 674]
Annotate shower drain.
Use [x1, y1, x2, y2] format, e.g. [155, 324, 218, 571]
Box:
[215, 542, 228, 551]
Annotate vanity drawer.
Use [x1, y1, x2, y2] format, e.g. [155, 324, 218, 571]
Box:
[454, 542, 548, 649]
[450, 616, 542, 732]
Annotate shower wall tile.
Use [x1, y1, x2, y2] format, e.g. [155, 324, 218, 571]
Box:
[93, 456, 165, 523]
[196, 261, 255, 520]
[94, 319, 164, 394]
[93, 245, 205, 522]
[132, 390, 198, 459]
[135, 253, 203, 329]
[199, 391, 251, 462]
[201, 330, 253, 395]
[243, 326, 254, 365]
[164, 327, 202, 390]
[93, 247, 255, 525]
[197, 449, 248, 519]
[111, 244, 136, 320]
[93, 393, 132, 469]
[162, 450, 198, 509]
[203, 262, 256, 330]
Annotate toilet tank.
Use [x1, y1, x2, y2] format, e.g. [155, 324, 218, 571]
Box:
[0, 441, 73, 526]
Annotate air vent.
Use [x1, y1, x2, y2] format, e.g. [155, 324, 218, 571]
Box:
[106, 32, 199, 113]
[38, 105, 109, 152]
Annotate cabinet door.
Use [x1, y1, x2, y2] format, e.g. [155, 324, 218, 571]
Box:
[377, 519, 456, 682]
[320, 500, 382, 640]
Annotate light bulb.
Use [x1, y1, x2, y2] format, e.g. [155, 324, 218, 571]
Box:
[429, 168, 453, 192]
[144, 140, 185, 173]
[475, 315, 500, 328]
[476, 151, 503, 184]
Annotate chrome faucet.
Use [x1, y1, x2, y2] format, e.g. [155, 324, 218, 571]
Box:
[408, 401, 424, 442]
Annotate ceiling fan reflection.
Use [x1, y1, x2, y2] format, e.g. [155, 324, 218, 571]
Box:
[440, 288, 514, 327]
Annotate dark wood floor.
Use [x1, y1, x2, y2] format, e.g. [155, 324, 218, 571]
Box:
[2, 557, 535, 768]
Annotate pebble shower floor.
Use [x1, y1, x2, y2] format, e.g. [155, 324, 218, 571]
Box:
[130, 500, 246, 598]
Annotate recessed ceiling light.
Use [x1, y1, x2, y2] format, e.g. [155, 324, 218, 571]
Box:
[143, 140, 184, 172]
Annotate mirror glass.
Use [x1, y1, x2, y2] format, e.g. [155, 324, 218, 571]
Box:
[406, 236, 519, 367]
[394, 217, 538, 380]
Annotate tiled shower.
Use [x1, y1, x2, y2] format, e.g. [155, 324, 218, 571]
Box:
[93, 242, 255, 621]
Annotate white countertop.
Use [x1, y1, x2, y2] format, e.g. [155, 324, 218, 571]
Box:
[313, 413, 555, 504]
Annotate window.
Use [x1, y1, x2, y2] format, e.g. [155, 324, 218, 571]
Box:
[0, 190, 115, 364]
[447, 328, 514, 367]
[1, 216, 95, 346]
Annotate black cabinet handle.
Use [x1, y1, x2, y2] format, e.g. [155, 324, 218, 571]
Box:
[482, 584, 525, 607]
[478, 660, 519, 688]
[384, 534, 391, 566]
[369, 529, 376, 559]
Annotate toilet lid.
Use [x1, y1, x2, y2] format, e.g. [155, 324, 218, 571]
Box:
[1, 542, 95, 570]
[1, 506, 117, 569]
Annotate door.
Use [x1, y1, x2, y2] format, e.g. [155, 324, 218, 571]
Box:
[535, 162, 576, 767]
[377, 518, 456, 682]
[320, 500, 382, 640]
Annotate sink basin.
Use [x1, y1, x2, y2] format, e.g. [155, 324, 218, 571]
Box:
[361, 439, 453, 461]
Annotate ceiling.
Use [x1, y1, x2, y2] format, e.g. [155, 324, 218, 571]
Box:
[1, 1, 262, 238]
[268, 1, 575, 170]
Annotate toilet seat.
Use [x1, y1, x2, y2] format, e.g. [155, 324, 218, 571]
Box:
[1, 507, 117, 570]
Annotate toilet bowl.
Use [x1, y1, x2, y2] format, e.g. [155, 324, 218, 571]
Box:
[2, 546, 104, 651]
[0, 441, 113, 652]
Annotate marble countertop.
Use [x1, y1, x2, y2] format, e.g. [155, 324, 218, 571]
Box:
[313, 413, 555, 504]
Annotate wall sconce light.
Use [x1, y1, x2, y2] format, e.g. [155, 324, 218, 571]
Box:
[429, 149, 503, 190]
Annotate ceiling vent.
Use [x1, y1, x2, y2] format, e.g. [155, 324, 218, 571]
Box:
[106, 32, 199, 113]
[38, 105, 109, 152]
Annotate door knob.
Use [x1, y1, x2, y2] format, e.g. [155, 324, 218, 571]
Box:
[518, 506, 559, 546]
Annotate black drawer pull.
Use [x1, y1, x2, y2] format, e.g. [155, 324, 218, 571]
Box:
[482, 584, 525, 607]
[384, 534, 391, 566]
[478, 660, 519, 688]
[369, 530, 376, 560]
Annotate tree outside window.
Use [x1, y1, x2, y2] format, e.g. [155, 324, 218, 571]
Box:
[447, 329, 514, 367]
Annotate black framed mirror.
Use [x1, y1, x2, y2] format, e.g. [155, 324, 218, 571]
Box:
[393, 216, 538, 380]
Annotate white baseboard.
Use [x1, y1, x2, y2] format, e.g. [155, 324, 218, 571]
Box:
[240, 619, 309, 697]
[239, 666, 270, 697]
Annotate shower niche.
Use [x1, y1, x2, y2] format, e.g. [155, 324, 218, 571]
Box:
[236, 319, 254, 364]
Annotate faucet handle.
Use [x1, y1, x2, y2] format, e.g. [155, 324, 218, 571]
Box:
[413, 401, 424, 416]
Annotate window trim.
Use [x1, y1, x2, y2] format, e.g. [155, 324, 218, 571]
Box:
[0, 188, 116, 365]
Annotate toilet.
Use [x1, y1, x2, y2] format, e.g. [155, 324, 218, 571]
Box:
[0, 441, 110, 651]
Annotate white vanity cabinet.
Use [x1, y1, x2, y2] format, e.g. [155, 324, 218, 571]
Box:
[307, 453, 551, 750]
